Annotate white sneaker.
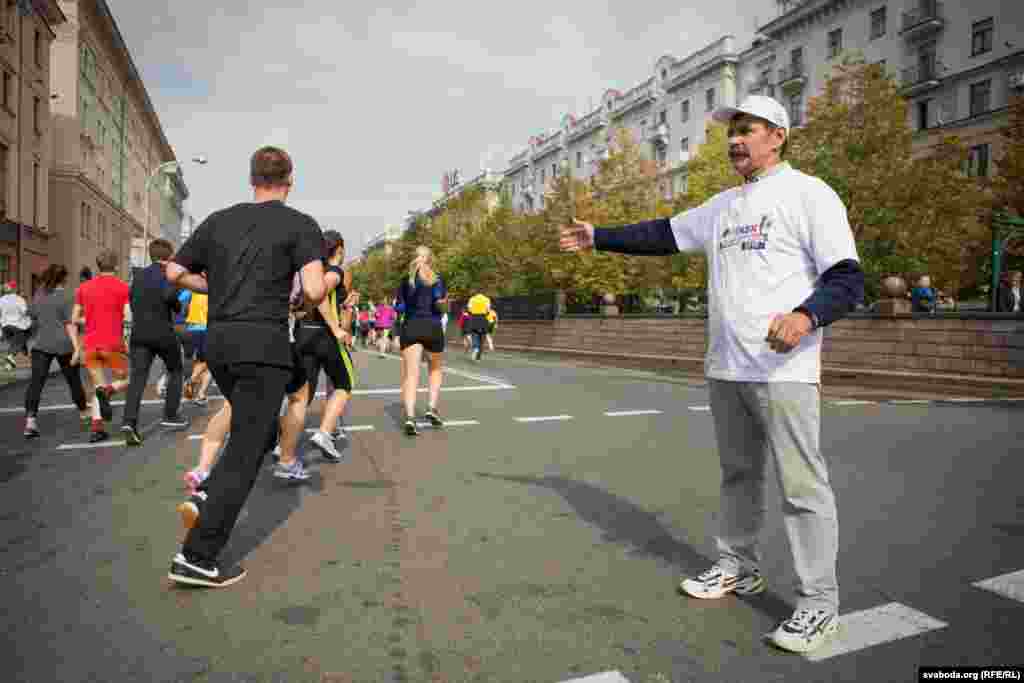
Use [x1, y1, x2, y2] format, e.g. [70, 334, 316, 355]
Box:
[679, 563, 766, 599]
[768, 608, 839, 653]
[310, 430, 345, 463]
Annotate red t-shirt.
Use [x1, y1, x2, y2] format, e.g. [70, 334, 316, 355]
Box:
[75, 274, 129, 352]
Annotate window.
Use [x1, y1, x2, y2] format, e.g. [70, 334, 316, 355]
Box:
[870, 7, 887, 39]
[80, 202, 88, 240]
[551, 163, 556, 178]
[661, 68, 667, 80]
[658, 110, 667, 125]
[539, 168, 545, 184]
[576, 150, 582, 169]
[1, 71, 9, 111]
[705, 88, 715, 111]
[680, 137, 690, 162]
[32, 162, 39, 228]
[789, 93, 803, 126]
[828, 29, 843, 58]
[917, 99, 931, 130]
[967, 144, 990, 177]
[680, 99, 690, 122]
[0, 254, 9, 286]
[34, 30, 41, 68]
[33, 96, 40, 135]
[656, 147, 667, 164]
[970, 79, 991, 117]
[972, 18, 993, 57]
[791, 47, 804, 71]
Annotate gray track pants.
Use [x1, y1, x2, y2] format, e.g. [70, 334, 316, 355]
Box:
[708, 379, 839, 613]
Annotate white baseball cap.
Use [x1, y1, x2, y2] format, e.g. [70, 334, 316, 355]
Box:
[712, 95, 790, 130]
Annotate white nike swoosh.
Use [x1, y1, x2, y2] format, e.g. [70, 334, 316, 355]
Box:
[176, 555, 218, 578]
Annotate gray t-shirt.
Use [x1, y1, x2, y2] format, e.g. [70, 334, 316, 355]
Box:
[29, 288, 74, 356]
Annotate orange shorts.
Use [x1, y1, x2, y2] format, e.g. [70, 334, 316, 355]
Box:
[84, 349, 129, 373]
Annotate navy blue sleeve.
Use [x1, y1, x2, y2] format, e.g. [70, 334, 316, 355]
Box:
[795, 259, 865, 328]
[394, 282, 407, 313]
[594, 218, 678, 256]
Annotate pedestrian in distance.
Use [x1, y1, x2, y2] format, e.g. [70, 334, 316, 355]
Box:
[72, 249, 132, 444]
[1, 280, 32, 370]
[22, 265, 90, 438]
[374, 298, 396, 356]
[121, 239, 190, 446]
[910, 274, 936, 314]
[164, 145, 328, 589]
[995, 270, 1022, 314]
[464, 292, 491, 361]
[560, 94, 865, 654]
[395, 245, 447, 435]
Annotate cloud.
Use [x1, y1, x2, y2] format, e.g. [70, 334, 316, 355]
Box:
[106, 0, 774, 253]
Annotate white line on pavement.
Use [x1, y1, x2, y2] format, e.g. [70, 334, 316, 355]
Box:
[973, 569, 1024, 604]
[58, 440, 128, 450]
[559, 672, 631, 683]
[515, 415, 573, 423]
[688, 405, 711, 412]
[187, 434, 203, 440]
[942, 397, 987, 403]
[804, 602, 947, 662]
[830, 400, 876, 406]
[370, 349, 515, 388]
[304, 425, 375, 433]
[603, 409, 663, 417]
[888, 399, 933, 404]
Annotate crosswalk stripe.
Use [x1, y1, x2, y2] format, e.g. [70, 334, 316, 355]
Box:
[973, 569, 1024, 604]
[604, 409, 663, 417]
[804, 602, 947, 662]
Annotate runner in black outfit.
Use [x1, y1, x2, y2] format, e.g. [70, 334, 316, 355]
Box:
[122, 238, 188, 446]
[396, 245, 447, 436]
[164, 146, 327, 588]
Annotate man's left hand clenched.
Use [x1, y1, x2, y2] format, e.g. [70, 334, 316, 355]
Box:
[765, 312, 814, 353]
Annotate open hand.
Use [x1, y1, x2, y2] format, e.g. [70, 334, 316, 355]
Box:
[560, 218, 595, 252]
[765, 312, 813, 353]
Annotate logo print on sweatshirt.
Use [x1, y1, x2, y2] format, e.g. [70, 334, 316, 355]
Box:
[720, 215, 772, 252]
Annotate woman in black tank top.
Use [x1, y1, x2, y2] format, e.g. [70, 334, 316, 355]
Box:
[277, 231, 358, 468]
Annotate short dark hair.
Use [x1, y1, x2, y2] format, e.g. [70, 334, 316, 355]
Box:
[322, 230, 345, 261]
[149, 238, 174, 262]
[40, 264, 68, 291]
[96, 249, 119, 273]
[79, 266, 93, 281]
[250, 146, 293, 188]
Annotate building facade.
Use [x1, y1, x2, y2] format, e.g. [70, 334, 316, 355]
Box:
[505, 36, 741, 212]
[503, 1, 1024, 211]
[48, 0, 186, 283]
[0, 0, 65, 296]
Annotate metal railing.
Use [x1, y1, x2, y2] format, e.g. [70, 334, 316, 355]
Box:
[900, 56, 940, 88]
[901, 0, 943, 33]
[777, 62, 806, 84]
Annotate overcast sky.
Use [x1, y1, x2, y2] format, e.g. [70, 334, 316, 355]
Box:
[107, 0, 777, 253]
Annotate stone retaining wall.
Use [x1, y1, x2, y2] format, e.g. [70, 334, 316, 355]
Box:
[495, 315, 1024, 379]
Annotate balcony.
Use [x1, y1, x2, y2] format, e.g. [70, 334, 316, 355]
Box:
[777, 63, 807, 92]
[900, 0, 945, 38]
[900, 57, 942, 96]
[644, 122, 670, 148]
[750, 79, 775, 97]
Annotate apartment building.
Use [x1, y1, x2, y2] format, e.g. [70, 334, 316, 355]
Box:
[0, 0, 65, 295]
[505, 36, 741, 213]
[503, 0, 1023, 212]
[750, 0, 1024, 174]
[48, 0, 187, 283]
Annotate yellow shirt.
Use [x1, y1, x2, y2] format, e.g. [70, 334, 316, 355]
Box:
[467, 294, 491, 315]
[185, 293, 208, 326]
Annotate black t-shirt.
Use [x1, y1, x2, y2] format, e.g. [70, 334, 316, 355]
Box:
[129, 263, 180, 345]
[173, 200, 323, 368]
[311, 265, 346, 328]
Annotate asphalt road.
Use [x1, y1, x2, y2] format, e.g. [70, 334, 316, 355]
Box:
[1, 345, 1022, 683]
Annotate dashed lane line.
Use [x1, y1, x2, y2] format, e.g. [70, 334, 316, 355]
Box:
[514, 415, 574, 423]
[57, 440, 127, 450]
[831, 400, 876, 406]
[973, 569, 1024, 604]
[559, 672, 631, 683]
[603, 409, 663, 417]
[688, 405, 711, 412]
[804, 602, 947, 662]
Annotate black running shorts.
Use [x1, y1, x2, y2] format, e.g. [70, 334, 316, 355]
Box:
[400, 318, 445, 353]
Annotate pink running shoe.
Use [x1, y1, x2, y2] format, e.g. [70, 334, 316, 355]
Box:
[183, 469, 208, 495]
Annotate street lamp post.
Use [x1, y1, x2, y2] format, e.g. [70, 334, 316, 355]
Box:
[142, 157, 206, 267]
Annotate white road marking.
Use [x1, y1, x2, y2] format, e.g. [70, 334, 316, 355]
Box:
[888, 399, 932, 404]
[942, 397, 987, 403]
[973, 569, 1024, 604]
[515, 415, 573, 423]
[604, 409, 663, 417]
[304, 425, 375, 433]
[804, 602, 947, 662]
[437, 419, 480, 427]
[688, 405, 711, 412]
[830, 400, 876, 406]
[58, 440, 128, 450]
[559, 672, 631, 683]
[187, 434, 203, 440]
[371, 350, 515, 388]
